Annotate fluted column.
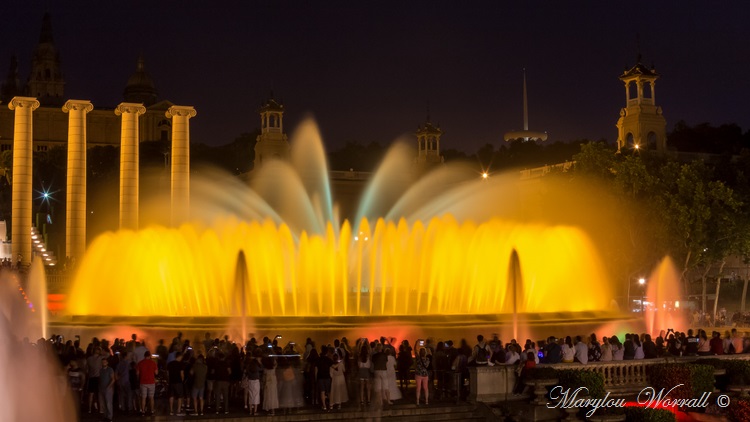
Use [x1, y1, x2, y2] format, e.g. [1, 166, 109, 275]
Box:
[166, 105, 196, 226]
[9, 97, 40, 266]
[62, 100, 93, 261]
[115, 103, 146, 230]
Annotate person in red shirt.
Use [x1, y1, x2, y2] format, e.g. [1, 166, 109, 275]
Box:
[137, 350, 159, 415]
[709, 331, 724, 355]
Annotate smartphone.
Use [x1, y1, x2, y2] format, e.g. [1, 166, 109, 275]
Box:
[417, 339, 425, 346]
[537, 351, 544, 359]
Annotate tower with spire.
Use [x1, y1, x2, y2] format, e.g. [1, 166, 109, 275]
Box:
[504, 69, 547, 142]
[253, 92, 289, 169]
[26, 12, 65, 106]
[414, 109, 444, 172]
[616, 53, 667, 152]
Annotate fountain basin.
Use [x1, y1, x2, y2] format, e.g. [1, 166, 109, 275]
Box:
[49, 311, 636, 348]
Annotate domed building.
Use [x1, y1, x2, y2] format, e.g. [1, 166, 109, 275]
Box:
[0, 13, 175, 153]
[123, 56, 158, 107]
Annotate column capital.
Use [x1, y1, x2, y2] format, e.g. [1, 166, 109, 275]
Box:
[8, 96, 40, 111]
[166, 105, 197, 119]
[62, 99, 94, 114]
[115, 102, 146, 116]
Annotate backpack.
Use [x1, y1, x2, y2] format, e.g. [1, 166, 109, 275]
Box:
[474, 344, 490, 364]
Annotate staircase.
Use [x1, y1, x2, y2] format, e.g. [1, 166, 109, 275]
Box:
[31, 226, 57, 266]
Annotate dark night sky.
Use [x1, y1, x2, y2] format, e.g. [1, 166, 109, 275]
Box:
[1, 1, 749, 153]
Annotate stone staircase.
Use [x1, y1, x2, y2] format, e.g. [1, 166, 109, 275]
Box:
[31, 225, 57, 266]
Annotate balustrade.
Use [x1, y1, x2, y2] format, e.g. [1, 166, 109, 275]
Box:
[470, 354, 750, 404]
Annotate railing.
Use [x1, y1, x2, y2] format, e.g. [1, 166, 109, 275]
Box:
[519, 161, 575, 180]
[538, 354, 750, 390]
[46, 272, 69, 293]
[469, 354, 750, 403]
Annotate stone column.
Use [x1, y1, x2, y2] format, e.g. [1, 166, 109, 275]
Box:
[9, 97, 40, 266]
[62, 100, 93, 261]
[166, 105, 196, 226]
[115, 103, 146, 230]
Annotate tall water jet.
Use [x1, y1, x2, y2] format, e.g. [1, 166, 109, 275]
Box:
[0, 269, 75, 422]
[234, 250, 249, 344]
[645, 256, 686, 336]
[508, 249, 523, 341]
[290, 119, 335, 232]
[27, 257, 48, 340]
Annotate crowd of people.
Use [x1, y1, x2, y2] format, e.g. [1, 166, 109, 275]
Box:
[37, 326, 750, 420]
[56, 332, 449, 420]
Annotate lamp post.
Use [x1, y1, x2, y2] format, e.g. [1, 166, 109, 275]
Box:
[626, 277, 647, 313]
[638, 277, 646, 313]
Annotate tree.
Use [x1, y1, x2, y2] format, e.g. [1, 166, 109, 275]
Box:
[651, 161, 744, 310]
[572, 142, 665, 302]
[572, 141, 616, 180]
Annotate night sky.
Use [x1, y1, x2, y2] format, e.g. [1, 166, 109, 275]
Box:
[1, 1, 749, 153]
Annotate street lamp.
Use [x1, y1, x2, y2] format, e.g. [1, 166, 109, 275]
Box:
[627, 277, 647, 313]
[638, 278, 647, 313]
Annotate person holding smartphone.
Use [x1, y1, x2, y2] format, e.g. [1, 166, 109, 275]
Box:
[414, 348, 430, 406]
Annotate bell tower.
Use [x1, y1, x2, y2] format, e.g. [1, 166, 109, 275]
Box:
[253, 92, 289, 169]
[414, 111, 444, 173]
[616, 55, 667, 152]
[27, 13, 65, 106]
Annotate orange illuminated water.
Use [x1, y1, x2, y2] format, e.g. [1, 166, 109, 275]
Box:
[645, 256, 686, 335]
[67, 216, 612, 317]
[65, 118, 617, 322]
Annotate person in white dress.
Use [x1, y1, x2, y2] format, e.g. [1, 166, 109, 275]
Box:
[385, 348, 402, 401]
[262, 357, 279, 415]
[329, 354, 349, 410]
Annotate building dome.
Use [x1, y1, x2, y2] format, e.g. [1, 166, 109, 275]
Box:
[123, 56, 157, 106]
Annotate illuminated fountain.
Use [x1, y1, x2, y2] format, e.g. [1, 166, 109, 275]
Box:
[0, 262, 75, 422]
[645, 256, 686, 336]
[61, 119, 624, 340]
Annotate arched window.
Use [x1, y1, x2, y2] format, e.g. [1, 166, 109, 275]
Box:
[647, 132, 657, 150]
[626, 133, 635, 147]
